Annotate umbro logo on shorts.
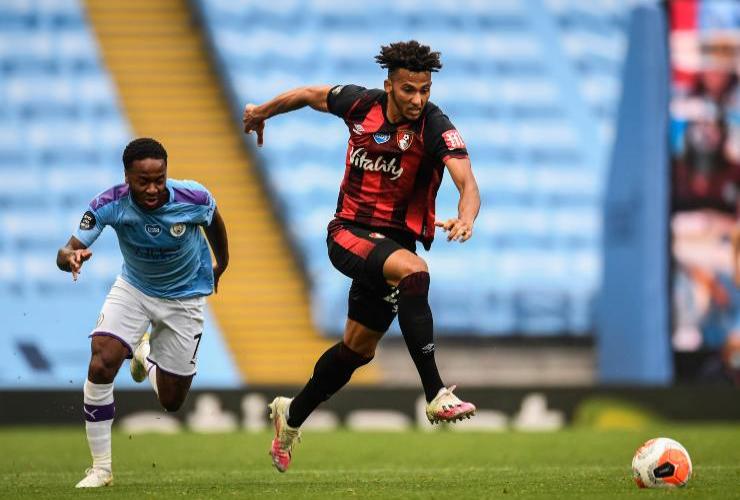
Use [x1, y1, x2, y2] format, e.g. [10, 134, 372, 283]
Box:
[383, 288, 399, 305]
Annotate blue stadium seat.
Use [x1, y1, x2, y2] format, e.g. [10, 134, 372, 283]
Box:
[0, 0, 129, 336]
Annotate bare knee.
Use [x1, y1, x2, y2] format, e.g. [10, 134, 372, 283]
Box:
[384, 250, 429, 286]
[88, 353, 123, 383]
[88, 336, 128, 383]
[344, 320, 382, 358]
[398, 257, 428, 281]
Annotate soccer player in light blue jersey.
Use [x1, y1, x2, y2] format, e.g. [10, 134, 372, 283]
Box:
[56, 138, 229, 488]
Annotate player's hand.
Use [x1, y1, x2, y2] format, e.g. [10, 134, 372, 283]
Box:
[68, 249, 92, 281]
[242, 103, 265, 147]
[213, 263, 227, 293]
[435, 218, 473, 242]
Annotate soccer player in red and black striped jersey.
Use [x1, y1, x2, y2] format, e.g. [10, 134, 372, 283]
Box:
[242, 40, 481, 472]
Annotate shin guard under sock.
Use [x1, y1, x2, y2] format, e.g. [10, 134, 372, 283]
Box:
[397, 271, 444, 402]
[287, 342, 371, 427]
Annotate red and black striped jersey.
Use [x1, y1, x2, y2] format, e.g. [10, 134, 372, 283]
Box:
[327, 84, 469, 249]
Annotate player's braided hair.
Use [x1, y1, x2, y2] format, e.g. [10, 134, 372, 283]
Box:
[375, 40, 442, 75]
[122, 137, 167, 170]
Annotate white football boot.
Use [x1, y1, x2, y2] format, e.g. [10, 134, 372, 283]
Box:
[425, 385, 476, 424]
[268, 397, 301, 472]
[75, 467, 113, 488]
[130, 332, 151, 383]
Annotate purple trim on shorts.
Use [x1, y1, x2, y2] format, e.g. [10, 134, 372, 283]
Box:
[90, 184, 129, 210]
[90, 331, 133, 358]
[173, 187, 209, 206]
[146, 356, 196, 378]
[84, 403, 115, 422]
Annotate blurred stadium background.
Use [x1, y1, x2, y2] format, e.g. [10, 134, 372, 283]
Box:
[1, 0, 739, 436]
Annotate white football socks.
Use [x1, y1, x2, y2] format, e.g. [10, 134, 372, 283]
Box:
[83, 380, 114, 473]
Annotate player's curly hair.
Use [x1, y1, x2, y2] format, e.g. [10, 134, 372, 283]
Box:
[375, 40, 442, 75]
[122, 137, 168, 170]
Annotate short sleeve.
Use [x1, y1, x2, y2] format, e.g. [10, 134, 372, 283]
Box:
[73, 202, 114, 247]
[173, 180, 216, 226]
[327, 84, 367, 119]
[198, 189, 216, 226]
[423, 109, 469, 163]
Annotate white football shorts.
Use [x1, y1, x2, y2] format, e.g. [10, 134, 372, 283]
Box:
[91, 276, 206, 376]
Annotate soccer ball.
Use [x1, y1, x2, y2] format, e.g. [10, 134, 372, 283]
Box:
[631, 437, 692, 488]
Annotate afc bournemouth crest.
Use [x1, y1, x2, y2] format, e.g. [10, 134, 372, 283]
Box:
[397, 130, 414, 151]
[170, 223, 186, 237]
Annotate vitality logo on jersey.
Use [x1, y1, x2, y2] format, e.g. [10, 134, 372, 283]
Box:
[145, 224, 162, 236]
[397, 130, 414, 151]
[349, 147, 404, 180]
[373, 133, 391, 144]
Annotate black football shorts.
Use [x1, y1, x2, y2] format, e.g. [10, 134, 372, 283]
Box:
[326, 218, 417, 333]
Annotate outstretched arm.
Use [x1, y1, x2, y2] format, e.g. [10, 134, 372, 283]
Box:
[242, 85, 333, 146]
[203, 207, 229, 293]
[435, 156, 481, 242]
[56, 236, 92, 281]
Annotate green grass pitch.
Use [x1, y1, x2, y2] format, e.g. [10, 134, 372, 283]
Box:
[1, 425, 738, 498]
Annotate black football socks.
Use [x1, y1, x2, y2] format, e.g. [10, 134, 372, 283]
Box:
[397, 271, 444, 402]
[287, 341, 372, 428]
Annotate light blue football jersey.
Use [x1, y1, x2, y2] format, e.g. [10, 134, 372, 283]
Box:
[73, 179, 216, 299]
